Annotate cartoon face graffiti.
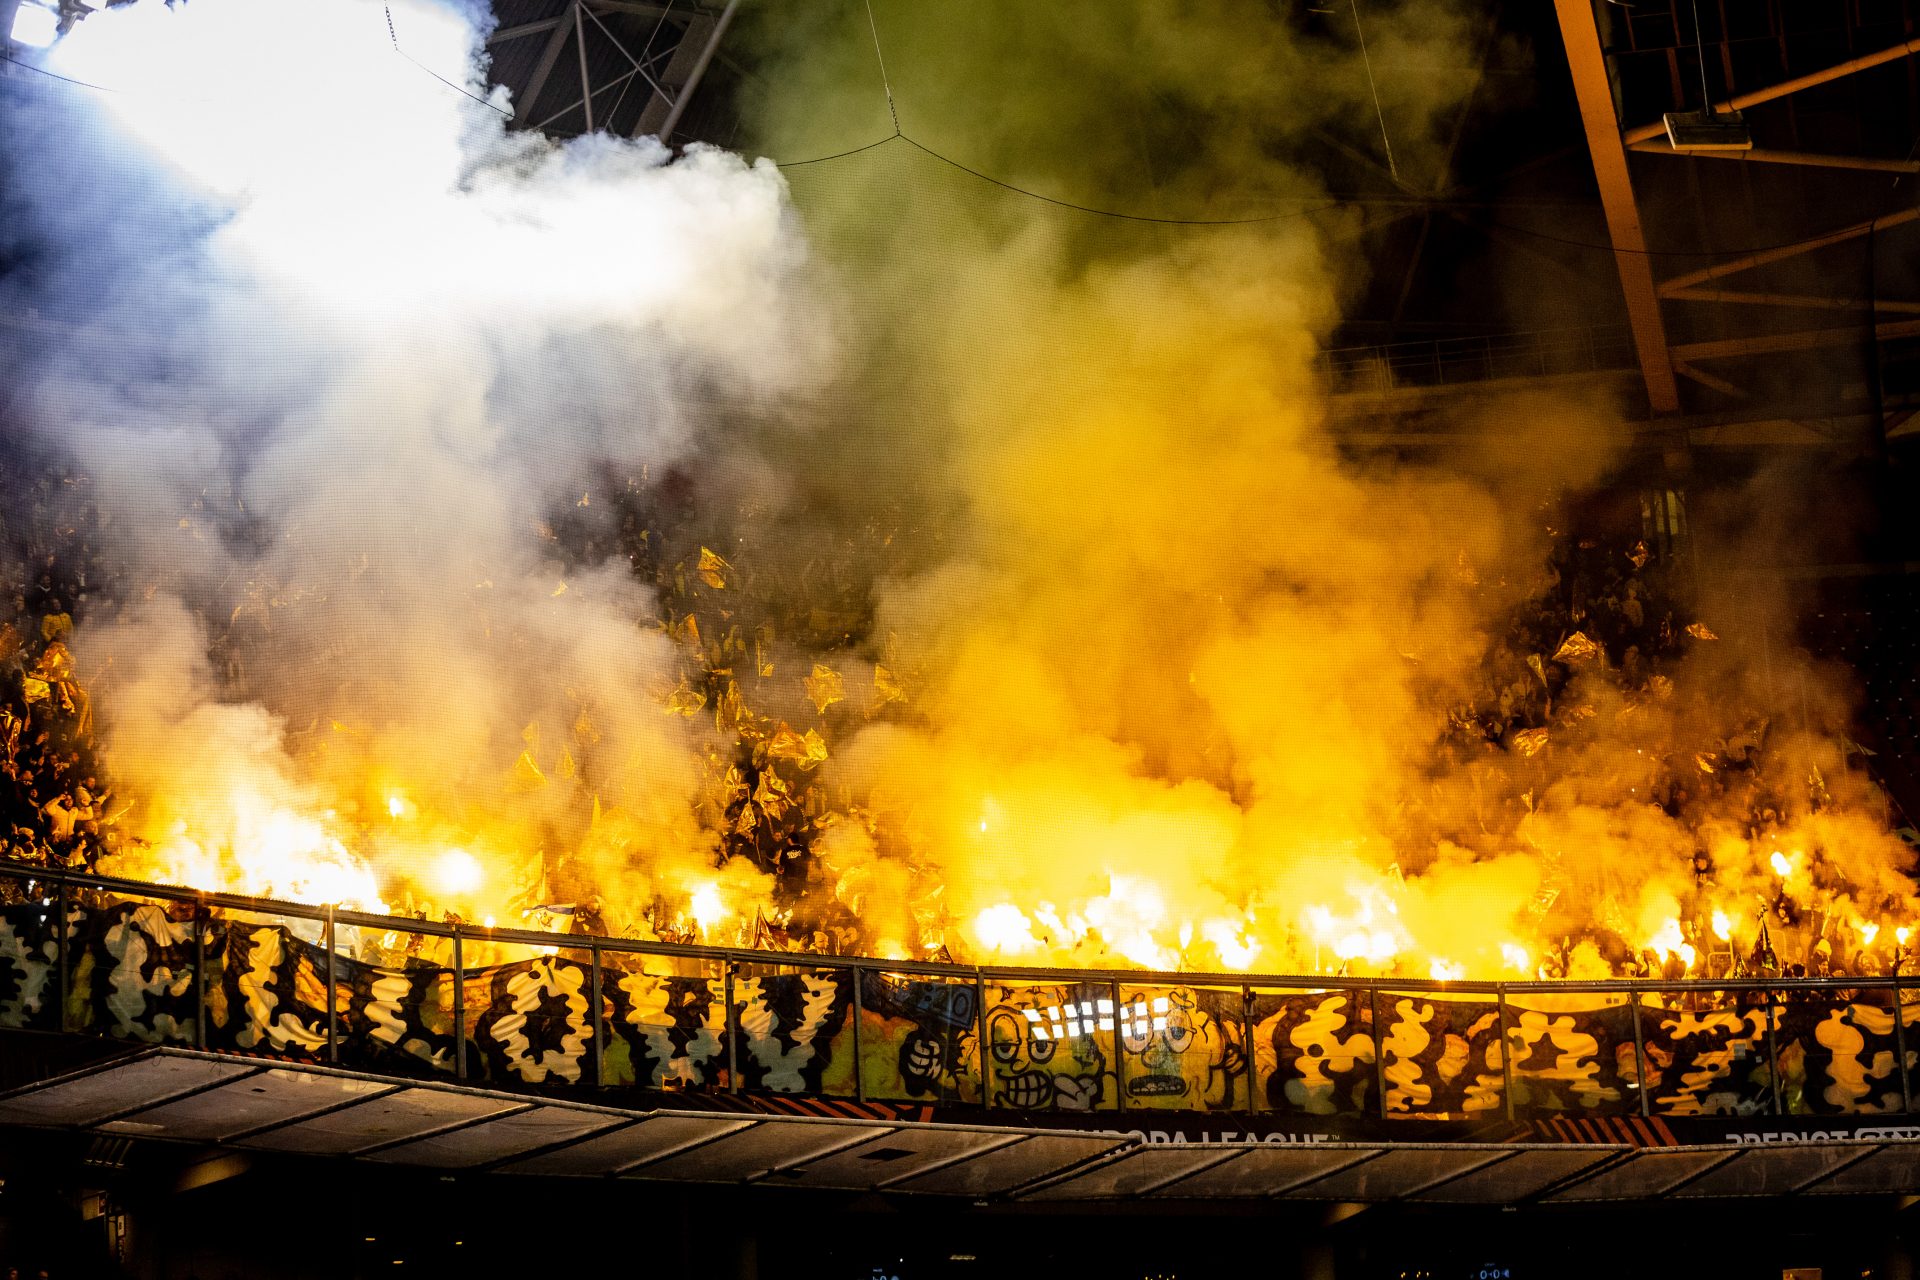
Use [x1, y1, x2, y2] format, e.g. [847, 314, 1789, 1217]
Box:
[1118, 988, 1232, 1104]
[986, 991, 1108, 1110]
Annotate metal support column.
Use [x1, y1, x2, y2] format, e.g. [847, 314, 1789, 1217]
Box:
[1630, 987, 1652, 1118]
[193, 898, 207, 1051]
[323, 903, 338, 1065]
[1241, 985, 1258, 1113]
[850, 967, 866, 1104]
[1111, 981, 1127, 1113]
[1497, 985, 1516, 1122]
[1553, 0, 1681, 413]
[723, 962, 740, 1094]
[452, 926, 466, 1081]
[1895, 978, 1911, 1113]
[975, 970, 991, 1108]
[589, 940, 604, 1088]
[1372, 987, 1390, 1118]
[1764, 993, 1785, 1115]
[54, 878, 69, 1033]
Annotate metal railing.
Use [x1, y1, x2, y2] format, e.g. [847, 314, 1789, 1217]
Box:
[0, 860, 1910, 1124]
[1321, 325, 1638, 396]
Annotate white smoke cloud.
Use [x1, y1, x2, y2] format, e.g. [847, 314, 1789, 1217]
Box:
[3, 0, 825, 916]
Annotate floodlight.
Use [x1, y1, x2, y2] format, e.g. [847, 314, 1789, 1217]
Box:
[9, 1, 60, 48]
[1662, 108, 1752, 152]
[1021, 996, 1171, 1041]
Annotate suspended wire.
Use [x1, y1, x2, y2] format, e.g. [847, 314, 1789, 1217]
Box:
[860, 0, 899, 138]
[0, 48, 119, 92]
[1348, 0, 1398, 183]
[772, 133, 901, 169]
[383, 3, 511, 118]
[897, 134, 1337, 225]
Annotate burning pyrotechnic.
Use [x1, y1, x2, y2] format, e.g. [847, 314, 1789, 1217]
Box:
[0, 0, 1914, 988]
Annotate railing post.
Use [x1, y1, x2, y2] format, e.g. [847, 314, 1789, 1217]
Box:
[1110, 980, 1126, 1113]
[193, 896, 207, 1051]
[1497, 984, 1516, 1123]
[54, 877, 69, 1033]
[589, 940, 604, 1089]
[850, 967, 866, 1105]
[1241, 985, 1258, 1113]
[1630, 986, 1652, 1118]
[452, 925, 466, 1081]
[323, 903, 338, 1065]
[723, 962, 740, 1094]
[1764, 989, 1784, 1116]
[975, 969, 991, 1109]
[1894, 977, 1911, 1114]
[1372, 986, 1389, 1119]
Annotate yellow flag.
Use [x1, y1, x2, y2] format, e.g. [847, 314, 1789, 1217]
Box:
[804, 663, 844, 715]
[697, 547, 732, 590]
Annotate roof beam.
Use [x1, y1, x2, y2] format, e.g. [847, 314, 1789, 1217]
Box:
[1627, 139, 1920, 174]
[1553, 0, 1680, 413]
[1665, 287, 1920, 314]
[487, 16, 565, 45]
[651, 0, 740, 142]
[1670, 317, 1920, 363]
[574, 0, 595, 132]
[1657, 205, 1920, 295]
[515, 3, 578, 127]
[585, 0, 694, 19]
[1622, 37, 1920, 145]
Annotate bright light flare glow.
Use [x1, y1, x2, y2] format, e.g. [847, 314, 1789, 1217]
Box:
[432, 848, 483, 896]
[10, 1, 59, 47]
[1646, 918, 1697, 970]
[974, 903, 1042, 956]
[1201, 918, 1261, 970]
[42, 0, 799, 347]
[1770, 850, 1793, 878]
[688, 883, 729, 935]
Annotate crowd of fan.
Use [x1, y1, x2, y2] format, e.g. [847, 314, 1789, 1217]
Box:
[0, 460, 1913, 984]
[0, 456, 116, 882]
[0, 609, 107, 871]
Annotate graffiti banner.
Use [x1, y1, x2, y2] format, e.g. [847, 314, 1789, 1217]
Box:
[1504, 995, 1635, 1115]
[1252, 989, 1377, 1116]
[1774, 996, 1905, 1115]
[12, 897, 1920, 1130]
[1113, 985, 1245, 1111]
[0, 898, 59, 1032]
[983, 983, 1119, 1111]
[1640, 996, 1777, 1116]
[853, 972, 981, 1104]
[1377, 992, 1504, 1118]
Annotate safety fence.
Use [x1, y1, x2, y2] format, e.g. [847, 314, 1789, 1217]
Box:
[0, 863, 1913, 1123]
[1321, 325, 1637, 395]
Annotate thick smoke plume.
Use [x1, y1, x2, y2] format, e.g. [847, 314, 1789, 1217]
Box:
[1, 0, 1911, 979]
[723, 0, 1916, 977]
[3, 0, 822, 930]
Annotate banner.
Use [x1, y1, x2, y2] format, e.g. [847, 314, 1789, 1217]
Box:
[5, 897, 1920, 1129]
